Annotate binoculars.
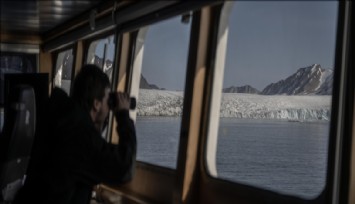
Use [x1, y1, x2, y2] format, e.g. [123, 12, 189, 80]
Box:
[108, 92, 136, 110]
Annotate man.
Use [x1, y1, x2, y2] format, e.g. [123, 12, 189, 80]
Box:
[15, 64, 136, 203]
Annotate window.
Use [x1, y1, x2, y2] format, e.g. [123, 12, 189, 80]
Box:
[207, 1, 338, 199]
[0, 52, 37, 105]
[53, 49, 74, 95]
[0, 52, 37, 133]
[86, 35, 115, 82]
[134, 16, 191, 169]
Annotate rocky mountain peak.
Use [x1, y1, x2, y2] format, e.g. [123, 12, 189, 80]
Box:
[261, 64, 333, 95]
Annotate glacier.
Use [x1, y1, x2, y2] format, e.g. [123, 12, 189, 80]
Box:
[137, 89, 331, 121]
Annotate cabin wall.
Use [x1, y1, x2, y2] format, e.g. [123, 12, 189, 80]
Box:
[350, 97, 355, 204]
[1, 1, 354, 204]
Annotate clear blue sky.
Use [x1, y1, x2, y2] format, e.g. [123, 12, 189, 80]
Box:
[223, 1, 338, 90]
[141, 17, 191, 91]
[99, 1, 339, 91]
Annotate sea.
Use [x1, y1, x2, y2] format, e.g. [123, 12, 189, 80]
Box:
[135, 116, 329, 199]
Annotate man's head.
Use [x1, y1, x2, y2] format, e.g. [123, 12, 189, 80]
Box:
[72, 64, 110, 129]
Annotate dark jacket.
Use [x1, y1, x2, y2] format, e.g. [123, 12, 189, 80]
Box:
[14, 88, 136, 204]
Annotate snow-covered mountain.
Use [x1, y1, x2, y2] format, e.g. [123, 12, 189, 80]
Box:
[140, 75, 161, 90]
[90, 56, 333, 96]
[223, 85, 260, 94]
[137, 89, 331, 121]
[91, 55, 161, 89]
[261, 64, 333, 95]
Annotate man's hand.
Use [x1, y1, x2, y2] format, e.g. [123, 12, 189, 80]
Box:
[114, 92, 130, 112]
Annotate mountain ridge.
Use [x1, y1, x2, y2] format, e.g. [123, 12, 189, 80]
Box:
[261, 64, 333, 95]
[223, 85, 260, 94]
[90, 55, 332, 95]
[224, 64, 333, 95]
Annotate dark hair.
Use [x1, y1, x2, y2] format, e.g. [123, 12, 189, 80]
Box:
[71, 64, 110, 111]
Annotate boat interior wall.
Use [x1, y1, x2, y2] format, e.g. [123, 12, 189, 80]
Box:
[0, 44, 39, 54]
[350, 94, 355, 204]
[39, 52, 53, 93]
[327, 2, 355, 203]
[0, 73, 48, 202]
[0, 1, 354, 204]
[0, 34, 41, 45]
[73, 41, 84, 78]
[0, 85, 36, 201]
[346, 3, 355, 203]
[173, 7, 213, 204]
[0, 0, 103, 36]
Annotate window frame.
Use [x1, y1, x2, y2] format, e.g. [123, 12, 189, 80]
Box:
[0, 49, 39, 108]
[108, 3, 213, 202]
[128, 15, 193, 169]
[200, 1, 351, 203]
[51, 45, 76, 94]
[82, 30, 120, 140]
[83, 32, 117, 69]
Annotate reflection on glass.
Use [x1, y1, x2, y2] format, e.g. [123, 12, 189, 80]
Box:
[0, 53, 37, 105]
[136, 16, 191, 169]
[87, 35, 115, 81]
[54, 49, 73, 95]
[213, 1, 338, 198]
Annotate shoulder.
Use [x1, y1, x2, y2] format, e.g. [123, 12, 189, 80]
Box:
[48, 88, 71, 117]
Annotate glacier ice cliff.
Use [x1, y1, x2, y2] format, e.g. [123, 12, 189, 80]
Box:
[137, 89, 331, 121]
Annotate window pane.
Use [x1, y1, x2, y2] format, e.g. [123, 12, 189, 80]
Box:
[86, 35, 115, 82]
[136, 16, 191, 169]
[54, 49, 74, 95]
[0, 52, 37, 132]
[0, 52, 37, 105]
[212, 1, 338, 198]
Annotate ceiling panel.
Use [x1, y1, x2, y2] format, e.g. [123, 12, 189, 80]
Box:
[0, 0, 103, 35]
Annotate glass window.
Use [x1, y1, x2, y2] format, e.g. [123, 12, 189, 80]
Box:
[0, 52, 37, 133]
[135, 16, 191, 169]
[209, 1, 338, 199]
[54, 49, 74, 95]
[86, 35, 115, 82]
[0, 52, 37, 105]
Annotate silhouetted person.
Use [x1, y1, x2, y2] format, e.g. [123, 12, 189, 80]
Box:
[15, 64, 136, 204]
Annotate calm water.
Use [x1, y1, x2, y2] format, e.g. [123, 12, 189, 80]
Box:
[135, 117, 329, 199]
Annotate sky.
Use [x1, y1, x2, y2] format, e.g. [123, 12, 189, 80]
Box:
[141, 17, 191, 91]
[223, 1, 338, 90]
[97, 1, 339, 91]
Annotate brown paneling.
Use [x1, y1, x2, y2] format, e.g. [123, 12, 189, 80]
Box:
[99, 163, 175, 204]
[173, 7, 211, 204]
[0, 0, 103, 35]
[349, 96, 355, 204]
[0, 33, 41, 44]
[74, 40, 84, 77]
[114, 163, 175, 204]
[117, 33, 131, 92]
[110, 33, 131, 145]
[39, 51, 52, 94]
